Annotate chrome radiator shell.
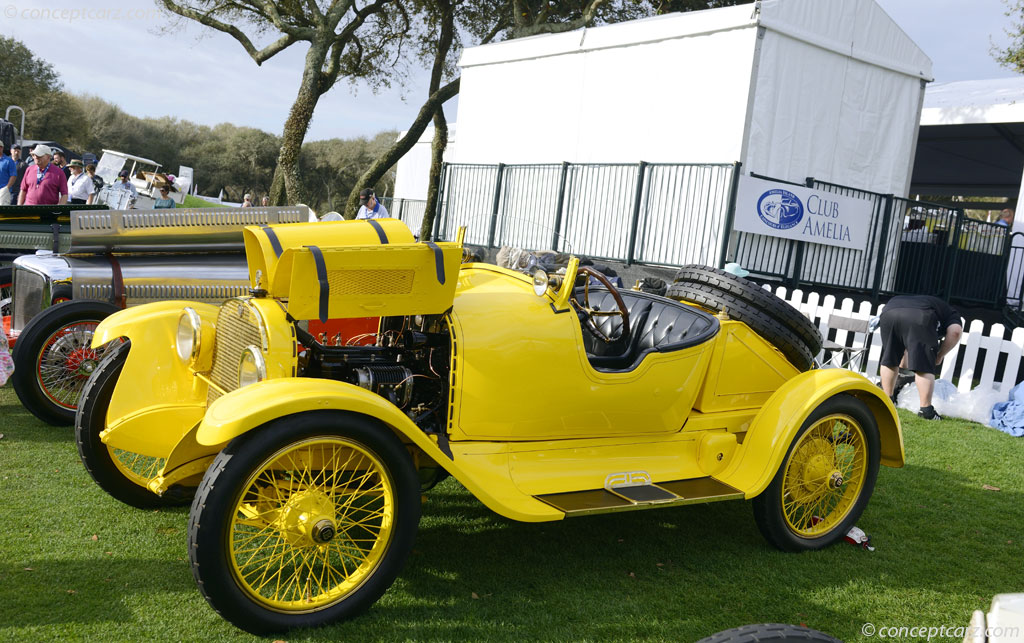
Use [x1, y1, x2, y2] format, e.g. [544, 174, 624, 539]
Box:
[10, 254, 72, 333]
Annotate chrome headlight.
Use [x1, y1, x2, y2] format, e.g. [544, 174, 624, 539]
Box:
[176, 307, 202, 363]
[532, 268, 550, 297]
[238, 346, 266, 388]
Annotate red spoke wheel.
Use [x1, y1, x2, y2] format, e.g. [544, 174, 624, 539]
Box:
[11, 300, 121, 425]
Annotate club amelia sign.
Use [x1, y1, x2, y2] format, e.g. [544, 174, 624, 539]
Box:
[733, 175, 872, 250]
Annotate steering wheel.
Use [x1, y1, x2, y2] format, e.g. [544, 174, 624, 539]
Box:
[572, 266, 630, 344]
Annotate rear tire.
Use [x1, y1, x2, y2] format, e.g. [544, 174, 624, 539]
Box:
[667, 265, 820, 371]
[752, 394, 880, 552]
[11, 299, 121, 425]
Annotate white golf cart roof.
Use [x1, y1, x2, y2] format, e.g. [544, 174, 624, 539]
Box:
[101, 149, 161, 167]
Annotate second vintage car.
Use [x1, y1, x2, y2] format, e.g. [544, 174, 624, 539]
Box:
[75, 218, 903, 634]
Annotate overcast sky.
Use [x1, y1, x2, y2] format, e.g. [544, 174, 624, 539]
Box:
[4, 0, 1020, 142]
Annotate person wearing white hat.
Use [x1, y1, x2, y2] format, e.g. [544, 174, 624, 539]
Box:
[18, 144, 68, 205]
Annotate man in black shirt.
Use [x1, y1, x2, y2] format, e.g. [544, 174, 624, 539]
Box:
[879, 295, 963, 420]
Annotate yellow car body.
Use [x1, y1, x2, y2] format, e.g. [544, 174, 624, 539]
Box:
[80, 217, 903, 633]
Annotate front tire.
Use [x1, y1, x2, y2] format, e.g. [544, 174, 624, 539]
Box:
[76, 340, 192, 509]
[11, 299, 121, 425]
[752, 394, 880, 552]
[188, 411, 421, 634]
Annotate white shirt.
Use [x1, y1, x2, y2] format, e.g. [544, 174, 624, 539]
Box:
[67, 171, 95, 201]
[356, 201, 389, 220]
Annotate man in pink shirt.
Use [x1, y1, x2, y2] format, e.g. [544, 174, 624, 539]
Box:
[18, 144, 68, 206]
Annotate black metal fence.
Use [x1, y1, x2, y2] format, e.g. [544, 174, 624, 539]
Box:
[432, 161, 1015, 308]
[732, 176, 1012, 306]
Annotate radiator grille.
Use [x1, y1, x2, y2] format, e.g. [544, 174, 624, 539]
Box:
[208, 299, 263, 405]
[327, 269, 415, 295]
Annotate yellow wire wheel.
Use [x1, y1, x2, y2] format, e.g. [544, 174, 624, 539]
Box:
[229, 437, 395, 611]
[753, 394, 880, 552]
[189, 411, 420, 635]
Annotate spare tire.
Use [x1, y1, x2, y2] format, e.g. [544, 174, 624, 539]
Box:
[666, 265, 821, 371]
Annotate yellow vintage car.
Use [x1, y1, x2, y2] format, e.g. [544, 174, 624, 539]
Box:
[75, 218, 903, 634]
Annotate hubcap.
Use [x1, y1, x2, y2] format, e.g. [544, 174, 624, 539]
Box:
[276, 489, 337, 547]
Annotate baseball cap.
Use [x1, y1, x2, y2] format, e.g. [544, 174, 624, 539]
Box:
[723, 262, 750, 278]
[118, 169, 130, 178]
[11, 143, 20, 150]
[31, 144, 53, 157]
[359, 188, 374, 202]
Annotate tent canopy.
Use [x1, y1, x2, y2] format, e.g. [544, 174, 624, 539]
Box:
[912, 77, 1024, 198]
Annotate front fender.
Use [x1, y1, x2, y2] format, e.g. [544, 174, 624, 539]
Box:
[91, 300, 220, 348]
[716, 369, 903, 498]
[198, 378, 564, 523]
[94, 301, 220, 458]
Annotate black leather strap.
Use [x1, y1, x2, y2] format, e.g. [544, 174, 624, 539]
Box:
[425, 241, 445, 284]
[305, 245, 329, 322]
[367, 219, 388, 244]
[260, 224, 283, 258]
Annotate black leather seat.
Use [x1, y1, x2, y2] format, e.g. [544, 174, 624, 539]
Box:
[576, 288, 719, 372]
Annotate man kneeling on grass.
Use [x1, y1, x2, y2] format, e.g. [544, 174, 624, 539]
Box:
[879, 295, 963, 420]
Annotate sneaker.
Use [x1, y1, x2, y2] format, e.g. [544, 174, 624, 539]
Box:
[917, 405, 942, 421]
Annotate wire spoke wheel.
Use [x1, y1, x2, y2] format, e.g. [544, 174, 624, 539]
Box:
[229, 437, 395, 611]
[752, 394, 880, 552]
[36, 322, 122, 410]
[189, 411, 420, 634]
[110, 449, 167, 488]
[780, 414, 866, 537]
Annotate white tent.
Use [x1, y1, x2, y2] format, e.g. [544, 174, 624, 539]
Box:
[454, 0, 931, 196]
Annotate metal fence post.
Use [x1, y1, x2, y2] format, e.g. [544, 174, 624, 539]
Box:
[871, 194, 894, 301]
[625, 161, 648, 266]
[485, 163, 506, 249]
[718, 161, 742, 269]
[551, 161, 569, 251]
[943, 209, 964, 302]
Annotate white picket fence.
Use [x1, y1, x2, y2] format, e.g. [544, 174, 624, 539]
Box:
[770, 286, 1024, 394]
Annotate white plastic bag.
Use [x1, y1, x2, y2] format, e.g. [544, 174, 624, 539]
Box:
[896, 378, 1006, 424]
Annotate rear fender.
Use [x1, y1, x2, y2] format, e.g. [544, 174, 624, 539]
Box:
[716, 369, 903, 498]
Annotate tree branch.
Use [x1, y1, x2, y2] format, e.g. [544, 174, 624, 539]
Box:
[160, 0, 304, 63]
[321, 0, 393, 89]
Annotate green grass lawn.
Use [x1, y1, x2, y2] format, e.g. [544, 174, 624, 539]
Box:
[0, 384, 1021, 642]
[182, 194, 228, 208]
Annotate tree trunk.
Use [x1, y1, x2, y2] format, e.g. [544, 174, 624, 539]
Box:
[420, 109, 448, 241]
[342, 78, 459, 217]
[270, 43, 328, 206]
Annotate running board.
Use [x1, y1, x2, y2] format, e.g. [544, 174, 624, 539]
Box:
[536, 477, 744, 517]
